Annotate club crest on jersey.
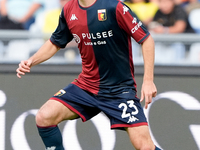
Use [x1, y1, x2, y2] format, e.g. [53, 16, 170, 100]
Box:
[54, 89, 66, 97]
[98, 9, 107, 21]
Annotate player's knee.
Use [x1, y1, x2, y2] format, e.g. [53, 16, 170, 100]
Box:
[35, 109, 55, 126]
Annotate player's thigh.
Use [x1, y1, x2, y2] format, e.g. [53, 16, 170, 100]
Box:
[36, 100, 79, 126]
[126, 125, 154, 149]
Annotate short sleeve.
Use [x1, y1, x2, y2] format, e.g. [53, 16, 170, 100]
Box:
[116, 2, 150, 44]
[50, 9, 73, 48]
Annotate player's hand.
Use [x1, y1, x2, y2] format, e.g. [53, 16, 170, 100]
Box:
[140, 80, 157, 109]
[16, 60, 32, 78]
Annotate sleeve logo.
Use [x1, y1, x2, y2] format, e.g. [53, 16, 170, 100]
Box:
[123, 5, 129, 14]
[132, 17, 137, 24]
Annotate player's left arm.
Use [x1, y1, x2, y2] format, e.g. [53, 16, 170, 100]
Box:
[116, 2, 157, 108]
[140, 35, 157, 109]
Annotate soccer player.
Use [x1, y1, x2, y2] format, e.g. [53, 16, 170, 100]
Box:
[16, 0, 161, 149]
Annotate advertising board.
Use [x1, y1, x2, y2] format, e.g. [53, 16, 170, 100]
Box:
[0, 67, 200, 150]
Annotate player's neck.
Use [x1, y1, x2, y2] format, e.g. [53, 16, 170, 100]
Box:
[78, 0, 96, 7]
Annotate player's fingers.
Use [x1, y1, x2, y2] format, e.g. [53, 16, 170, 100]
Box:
[152, 85, 157, 97]
[16, 73, 22, 78]
[152, 91, 157, 97]
[145, 102, 148, 109]
[18, 61, 30, 72]
[16, 60, 32, 78]
[16, 68, 25, 75]
[16, 67, 30, 78]
[16, 67, 30, 74]
[145, 101, 150, 109]
[145, 93, 152, 109]
[140, 91, 144, 102]
[16, 67, 25, 78]
[19, 67, 30, 73]
[19, 61, 31, 70]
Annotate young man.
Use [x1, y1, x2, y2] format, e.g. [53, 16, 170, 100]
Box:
[16, 0, 160, 149]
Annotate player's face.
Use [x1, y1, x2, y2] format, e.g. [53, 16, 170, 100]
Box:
[158, 0, 174, 14]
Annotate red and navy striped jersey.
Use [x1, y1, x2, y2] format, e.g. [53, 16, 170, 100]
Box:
[50, 0, 150, 95]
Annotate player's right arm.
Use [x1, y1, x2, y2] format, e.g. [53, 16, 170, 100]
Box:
[16, 40, 60, 78]
[17, 7, 73, 78]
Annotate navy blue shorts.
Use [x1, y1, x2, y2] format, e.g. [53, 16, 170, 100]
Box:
[50, 84, 148, 130]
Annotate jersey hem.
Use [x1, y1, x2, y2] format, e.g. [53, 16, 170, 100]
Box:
[72, 81, 99, 95]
